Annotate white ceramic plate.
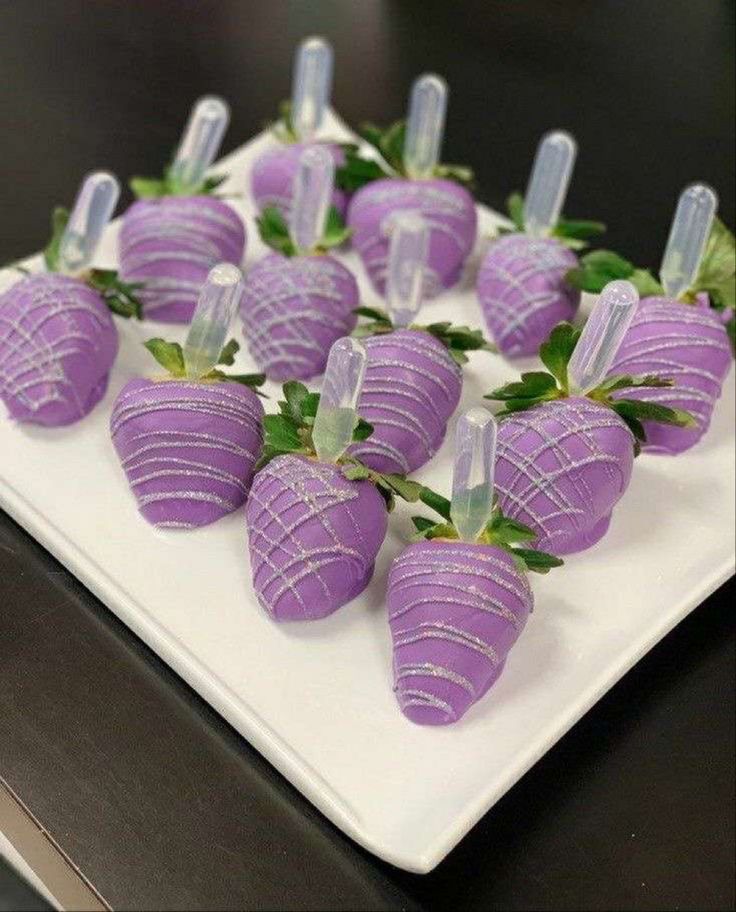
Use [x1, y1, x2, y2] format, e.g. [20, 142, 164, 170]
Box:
[1, 115, 734, 873]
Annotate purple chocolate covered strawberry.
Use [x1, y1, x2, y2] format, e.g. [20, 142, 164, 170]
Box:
[241, 146, 357, 381]
[341, 75, 477, 296]
[245, 340, 422, 621]
[388, 409, 561, 725]
[251, 37, 349, 219]
[477, 131, 605, 357]
[486, 284, 696, 554]
[0, 172, 141, 427]
[120, 96, 246, 323]
[111, 264, 266, 529]
[252, 141, 348, 221]
[569, 187, 734, 454]
[349, 305, 493, 474]
[111, 337, 264, 529]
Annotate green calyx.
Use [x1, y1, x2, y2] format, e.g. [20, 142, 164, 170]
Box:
[143, 337, 266, 390]
[257, 380, 423, 512]
[256, 205, 351, 257]
[129, 165, 228, 200]
[411, 488, 563, 575]
[269, 100, 300, 144]
[43, 207, 143, 319]
[498, 192, 606, 251]
[335, 120, 475, 192]
[484, 321, 696, 453]
[351, 305, 496, 365]
[565, 219, 735, 355]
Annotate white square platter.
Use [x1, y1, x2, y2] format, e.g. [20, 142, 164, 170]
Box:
[1, 113, 733, 873]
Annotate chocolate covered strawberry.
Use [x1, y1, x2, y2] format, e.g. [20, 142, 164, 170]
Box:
[569, 185, 734, 454]
[342, 74, 477, 297]
[388, 409, 562, 726]
[486, 282, 695, 554]
[241, 146, 357, 381]
[111, 265, 265, 529]
[245, 339, 421, 621]
[348, 211, 494, 473]
[477, 131, 605, 357]
[120, 96, 246, 323]
[0, 172, 141, 427]
[251, 37, 349, 219]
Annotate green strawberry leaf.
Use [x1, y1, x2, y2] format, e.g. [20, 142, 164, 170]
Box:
[206, 370, 267, 393]
[379, 120, 407, 172]
[352, 418, 374, 442]
[434, 162, 476, 191]
[335, 146, 390, 191]
[217, 338, 240, 366]
[506, 192, 525, 232]
[129, 176, 169, 199]
[554, 218, 607, 242]
[262, 413, 303, 450]
[43, 207, 70, 272]
[612, 398, 697, 429]
[487, 513, 538, 545]
[130, 165, 230, 200]
[419, 487, 452, 521]
[270, 100, 299, 143]
[411, 488, 563, 574]
[301, 392, 321, 421]
[726, 314, 736, 356]
[257, 206, 297, 257]
[539, 322, 581, 392]
[692, 217, 735, 312]
[564, 249, 636, 293]
[86, 269, 144, 320]
[592, 373, 673, 394]
[354, 305, 392, 323]
[487, 371, 559, 402]
[317, 206, 352, 251]
[422, 322, 496, 362]
[281, 380, 310, 424]
[143, 338, 186, 376]
[509, 547, 564, 574]
[629, 268, 664, 297]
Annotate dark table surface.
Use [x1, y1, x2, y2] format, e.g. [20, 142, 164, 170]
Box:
[1, 2, 734, 910]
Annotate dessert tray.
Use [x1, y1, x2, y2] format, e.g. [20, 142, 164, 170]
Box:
[1, 113, 733, 873]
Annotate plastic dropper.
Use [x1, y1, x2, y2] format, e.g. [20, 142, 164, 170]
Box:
[57, 171, 120, 275]
[170, 96, 230, 192]
[404, 73, 447, 180]
[312, 337, 368, 463]
[567, 279, 639, 395]
[290, 145, 335, 254]
[183, 263, 244, 380]
[660, 183, 718, 300]
[291, 36, 333, 142]
[451, 407, 498, 544]
[385, 212, 430, 328]
[523, 130, 578, 239]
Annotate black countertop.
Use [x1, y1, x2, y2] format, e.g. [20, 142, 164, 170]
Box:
[1, 2, 734, 909]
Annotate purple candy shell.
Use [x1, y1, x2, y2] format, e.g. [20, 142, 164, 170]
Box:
[240, 252, 359, 381]
[0, 273, 118, 427]
[119, 196, 246, 324]
[494, 397, 634, 556]
[250, 142, 349, 220]
[110, 377, 264, 529]
[477, 233, 580, 358]
[347, 177, 477, 297]
[349, 328, 462, 474]
[246, 454, 388, 621]
[388, 540, 533, 726]
[609, 295, 732, 455]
